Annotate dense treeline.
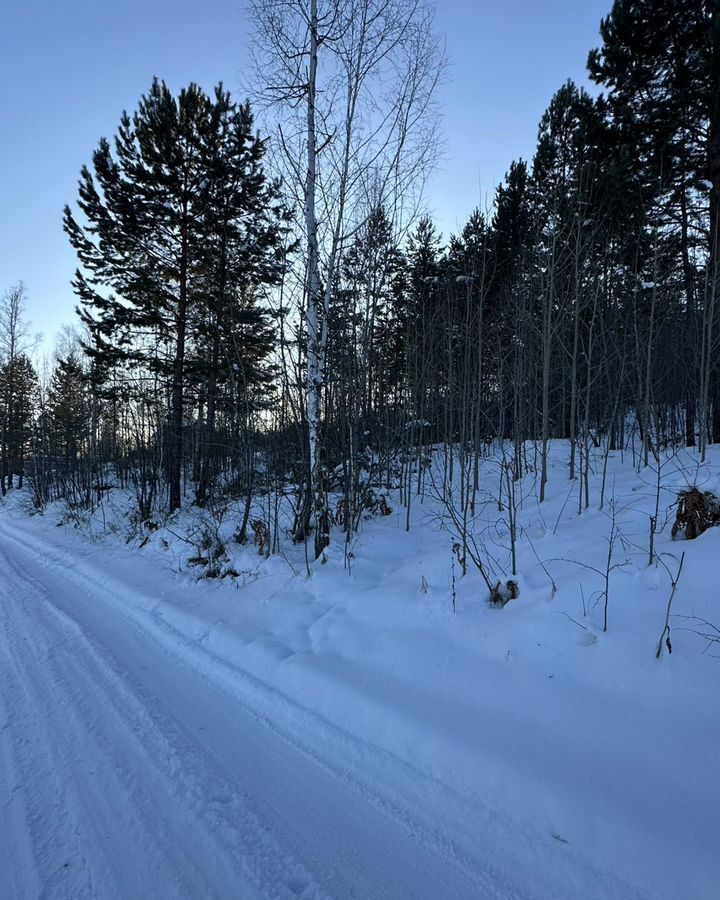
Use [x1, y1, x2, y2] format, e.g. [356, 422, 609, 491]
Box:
[2, 0, 719, 561]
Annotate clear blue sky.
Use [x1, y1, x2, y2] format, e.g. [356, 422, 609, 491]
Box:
[0, 0, 610, 348]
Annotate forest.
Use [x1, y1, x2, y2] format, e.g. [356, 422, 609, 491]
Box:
[3, 2, 720, 897]
[1, 0, 718, 571]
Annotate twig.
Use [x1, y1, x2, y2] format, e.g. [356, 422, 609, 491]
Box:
[524, 529, 557, 595]
[656, 552, 685, 659]
[553, 610, 588, 632]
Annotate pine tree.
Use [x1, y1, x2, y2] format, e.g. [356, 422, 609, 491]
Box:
[65, 81, 289, 511]
[588, 0, 720, 447]
[190, 97, 289, 504]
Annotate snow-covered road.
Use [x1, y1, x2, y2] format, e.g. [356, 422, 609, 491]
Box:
[0, 504, 711, 900]
[0, 524, 500, 900]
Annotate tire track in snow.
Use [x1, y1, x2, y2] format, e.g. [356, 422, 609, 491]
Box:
[0, 541, 334, 899]
[0, 524, 508, 898]
[0, 518, 651, 900]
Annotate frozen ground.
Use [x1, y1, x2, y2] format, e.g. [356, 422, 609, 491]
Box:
[0, 441, 719, 899]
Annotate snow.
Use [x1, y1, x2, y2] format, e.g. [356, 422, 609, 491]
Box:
[1, 441, 719, 899]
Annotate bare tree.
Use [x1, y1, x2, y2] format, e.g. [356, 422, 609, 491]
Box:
[0, 283, 38, 493]
[248, 0, 443, 557]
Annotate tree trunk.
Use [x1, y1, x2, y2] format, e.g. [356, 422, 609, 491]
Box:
[304, 0, 330, 557]
[169, 230, 188, 513]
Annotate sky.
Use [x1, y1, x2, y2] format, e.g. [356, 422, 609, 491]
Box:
[0, 0, 611, 351]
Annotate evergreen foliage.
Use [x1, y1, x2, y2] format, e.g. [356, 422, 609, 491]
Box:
[3, 5, 720, 551]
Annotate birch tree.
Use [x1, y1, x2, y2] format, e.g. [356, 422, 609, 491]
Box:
[249, 0, 443, 557]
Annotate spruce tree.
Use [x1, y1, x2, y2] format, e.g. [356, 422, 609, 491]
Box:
[47, 354, 90, 469]
[405, 217, 443, 431]
[0, 353, 37, 490]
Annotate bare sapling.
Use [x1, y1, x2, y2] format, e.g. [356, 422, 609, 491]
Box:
[656, 552, 685, 659]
